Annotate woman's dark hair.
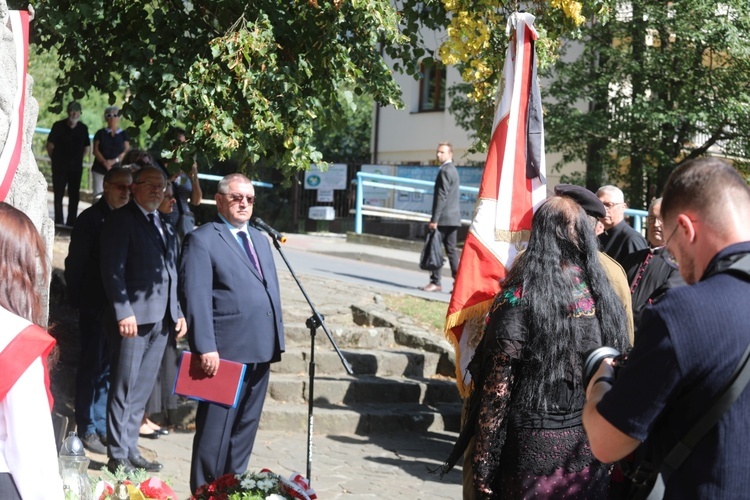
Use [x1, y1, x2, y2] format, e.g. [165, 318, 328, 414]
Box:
[502, 196, 629, 407]
[0, 202, 48, 326]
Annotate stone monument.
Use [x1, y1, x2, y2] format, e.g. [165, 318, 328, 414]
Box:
[0, 0, 54, 320]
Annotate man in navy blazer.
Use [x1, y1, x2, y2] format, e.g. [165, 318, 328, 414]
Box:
[100, 166, 186, 473]
[179, 173, 284, 493]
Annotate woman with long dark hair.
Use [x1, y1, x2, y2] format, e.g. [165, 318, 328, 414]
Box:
[0, 202, 64, 498]
[469, 196, 630, 498]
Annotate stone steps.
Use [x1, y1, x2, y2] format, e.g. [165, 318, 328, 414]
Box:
[283, 323, 396, 350]
[257, 299, 461, 435]
[273, 346, 443, 378]
[259, 401, 461, 434]
[267, 373, 460, 406]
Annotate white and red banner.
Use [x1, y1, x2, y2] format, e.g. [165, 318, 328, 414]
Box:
[0, 10, 30, 202]
[445, 13, 547, 396]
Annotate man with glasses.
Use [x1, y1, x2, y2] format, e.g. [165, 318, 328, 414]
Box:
[65, 167, 132, 455]
[584, 158, 750, 498]
[100, 166, 186, 473]
[179, 173, 284, 493]
[597, 185, 647, 266]
[91, 106, 131, 198]
[621, 197, 684, 338]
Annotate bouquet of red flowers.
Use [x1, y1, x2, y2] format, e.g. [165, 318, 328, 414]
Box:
[93, 476, 177, 500]
[191, 470, 316, 500]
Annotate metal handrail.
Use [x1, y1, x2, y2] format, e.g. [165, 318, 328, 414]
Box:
[354, 171, 649, 235]
[353, 171, 478, 233]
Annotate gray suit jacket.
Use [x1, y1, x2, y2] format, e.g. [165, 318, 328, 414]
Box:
[178, 218, 284, 364]
[431, 161, 461, 226]
[100, 200, 182, 325]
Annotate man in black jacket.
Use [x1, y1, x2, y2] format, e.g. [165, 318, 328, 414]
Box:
[64, 167, 132, 454]
[597, 185, 648, 266]
[421, 142, 461, 292]
[621, 197, 684, 338]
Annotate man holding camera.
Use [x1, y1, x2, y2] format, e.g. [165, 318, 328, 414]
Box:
[583, 158, 750, 498]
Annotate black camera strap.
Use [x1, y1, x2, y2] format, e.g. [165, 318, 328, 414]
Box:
[660, 338, 750, 477]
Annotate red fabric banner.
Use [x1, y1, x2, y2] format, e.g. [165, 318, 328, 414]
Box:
[0, 10, 30, 202]
[445, 13, 547, 396]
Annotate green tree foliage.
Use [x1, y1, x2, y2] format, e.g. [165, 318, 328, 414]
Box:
[544, 1, 750, 206]
[313, 88, 372, 164]
[33, 0, 414, 179]
[437, 0, 593, 155]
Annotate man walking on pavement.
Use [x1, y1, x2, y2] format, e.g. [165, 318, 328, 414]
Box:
[422, 142, 461, 292]
[47, 101, 90, 227]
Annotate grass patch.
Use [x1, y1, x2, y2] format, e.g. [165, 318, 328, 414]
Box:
[382, 294, 449, 334]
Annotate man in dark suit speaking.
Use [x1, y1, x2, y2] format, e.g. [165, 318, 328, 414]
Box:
[179, 173, 285, 493]
[100, 166, 186, 473]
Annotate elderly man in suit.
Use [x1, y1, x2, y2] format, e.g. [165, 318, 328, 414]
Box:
[65, 167, 132, 455]
[100, 166, 186, 473]
[421, 142, 461, 292]
[179, 173, 285, 493]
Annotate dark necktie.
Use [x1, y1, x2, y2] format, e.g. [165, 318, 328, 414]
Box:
[147, 213, 165, 246]
[238, 231, 263, 278]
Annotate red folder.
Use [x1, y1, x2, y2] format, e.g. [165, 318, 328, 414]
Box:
[173, 351, 246, 408]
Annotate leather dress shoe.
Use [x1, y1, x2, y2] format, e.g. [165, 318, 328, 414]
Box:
[81, 433, 107, 455]
[152, 427, 169, 436]
[107, 458, 135, 474]
[139, 430, 160, 439]
[128, 455, 163, 472]
[420, 283, 442, 292]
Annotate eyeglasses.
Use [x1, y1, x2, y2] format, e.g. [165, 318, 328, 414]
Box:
[135, 181, 166, 192]
[222, 193, 255, 205]
[105, 113, 119, 118]
[646, 216, 662, 225]
[602, 202, 624, 209]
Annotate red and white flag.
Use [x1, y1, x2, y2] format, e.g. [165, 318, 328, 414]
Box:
[445, 13, 547, 396]
[0, 10, 30, 202]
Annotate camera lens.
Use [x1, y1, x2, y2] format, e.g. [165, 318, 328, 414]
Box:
[582, 346, 621, 387]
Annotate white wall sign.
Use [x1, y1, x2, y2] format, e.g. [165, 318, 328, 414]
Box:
[304, 163, 347, 190]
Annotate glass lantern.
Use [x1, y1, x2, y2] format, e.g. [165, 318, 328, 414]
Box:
[58, 431, 92, 500]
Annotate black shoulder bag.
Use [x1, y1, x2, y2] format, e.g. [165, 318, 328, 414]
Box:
[419, 229, 445, 271]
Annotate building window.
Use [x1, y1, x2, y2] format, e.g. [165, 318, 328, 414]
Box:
[418, 60, 446, 112]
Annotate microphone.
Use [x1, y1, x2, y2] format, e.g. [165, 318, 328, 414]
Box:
[250, 217, 287, 243]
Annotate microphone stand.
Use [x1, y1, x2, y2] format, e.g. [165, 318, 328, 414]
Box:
[268, 235, 353, 484]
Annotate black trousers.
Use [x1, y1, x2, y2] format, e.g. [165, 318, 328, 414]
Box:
[52, 169, 83, 226]
[430, 225, 460, 286]
[75, 307, 110, 437]
[190, 362, 270, 493]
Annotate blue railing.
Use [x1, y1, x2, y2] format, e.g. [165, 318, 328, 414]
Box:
[354, 171, 478, 234]
[354, 171, 649, 235]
